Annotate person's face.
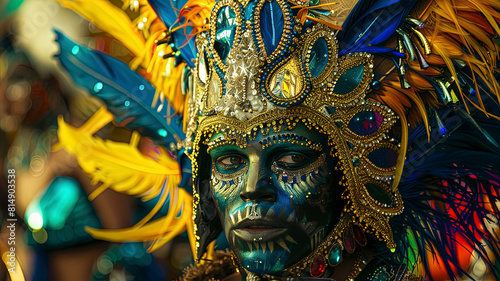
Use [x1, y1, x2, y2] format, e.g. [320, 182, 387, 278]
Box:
[208, 124, 343, 274]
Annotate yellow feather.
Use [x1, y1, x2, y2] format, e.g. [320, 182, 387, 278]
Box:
[53, 108, 180, 200]
[85, 185, 192, 248]
[56, 0, 147, 67]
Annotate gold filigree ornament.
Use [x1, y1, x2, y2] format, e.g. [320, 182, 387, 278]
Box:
[188, 1, 404, 271]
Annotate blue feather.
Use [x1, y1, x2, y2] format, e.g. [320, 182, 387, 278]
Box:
[387, 98, 500, 280]
[338, 0, 418, 52]
[148, 0, 197, 67]
[54, 30, 184, 145]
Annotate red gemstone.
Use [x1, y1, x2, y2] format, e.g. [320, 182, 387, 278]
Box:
[343, 227, 356, 253]
[310, 255, 326, 277]
[352, 224, 367, 246]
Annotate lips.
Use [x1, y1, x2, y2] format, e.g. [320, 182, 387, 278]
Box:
[232, 219, 288, 241]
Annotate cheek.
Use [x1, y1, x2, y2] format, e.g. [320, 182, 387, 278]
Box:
[211, 172, 246, 215]
[272, 156, 330, 205]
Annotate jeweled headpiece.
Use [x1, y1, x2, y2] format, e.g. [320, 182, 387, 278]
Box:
[187, 0, 404, 265]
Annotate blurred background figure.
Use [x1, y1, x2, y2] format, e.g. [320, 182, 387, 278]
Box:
[0, 0, 194, 280]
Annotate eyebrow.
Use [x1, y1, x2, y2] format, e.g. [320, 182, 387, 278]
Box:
[259, 133, 322, 151]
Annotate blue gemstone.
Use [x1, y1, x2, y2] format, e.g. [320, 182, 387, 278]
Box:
[93, 82, 103, 93]
[327, 243, 342, 266]
[260, 0, 284, 55]
[371, 80, 381, 90]
[71, 45, 80, 55]
[214, 6, 237, 62]
[367, 147, 398, 169]
[334, 65, 365, 95]
[309, 38, 328, 78]
[348, 111, 383, 136]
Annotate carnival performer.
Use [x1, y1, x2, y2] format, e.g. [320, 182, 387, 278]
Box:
[52, 0, 500, 280]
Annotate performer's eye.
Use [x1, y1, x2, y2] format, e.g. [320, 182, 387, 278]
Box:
[278, 154, 305, 164]
[215, 154, 246, 172]
[276, 153, 309, 169]
[219, 155, 245, 165]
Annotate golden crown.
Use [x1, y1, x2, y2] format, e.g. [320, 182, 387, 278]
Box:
[186, 0, 404, 266]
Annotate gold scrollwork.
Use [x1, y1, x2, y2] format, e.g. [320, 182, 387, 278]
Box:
[325, 53, 373, 107]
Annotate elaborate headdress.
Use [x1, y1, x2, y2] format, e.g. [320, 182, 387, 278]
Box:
[53, 0, 500, 279]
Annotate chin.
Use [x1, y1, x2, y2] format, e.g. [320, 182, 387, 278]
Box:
[235, 244, 292, 274]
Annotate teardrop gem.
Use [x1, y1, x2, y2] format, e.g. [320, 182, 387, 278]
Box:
[333, 64, 364, 95]
[260, 0, 284, 55]
[343, 227, 356, 253]
[365, 183, 393, 205]
[309, 38, 328, 78]
[310, 255, 326, 277]
[214, 6, 237, 62]
[366, 147, 398, 169]
[347, 110, 383, 136]
[352, 224, 367, 246]
[327, 243, 342, 266]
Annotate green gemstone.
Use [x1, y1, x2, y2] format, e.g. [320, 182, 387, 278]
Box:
[352, 158, 360, 167]
[327, 243, 342, 266]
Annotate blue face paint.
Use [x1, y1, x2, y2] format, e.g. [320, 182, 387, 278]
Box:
[208, 125, 340, 274]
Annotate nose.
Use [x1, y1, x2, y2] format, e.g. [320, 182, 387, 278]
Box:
[239, 156, 277, 203]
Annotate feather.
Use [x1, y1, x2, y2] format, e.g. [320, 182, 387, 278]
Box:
[148, 0, 201, 66]
[53, 109, 181, 199]
[54, 31, 184, 144]
[456, 108, 500, 148]
[338, 0, 418, 51]
[86, 184, 194, 253]
[55, 0, 149, 68]
[54, 109, 194, 253]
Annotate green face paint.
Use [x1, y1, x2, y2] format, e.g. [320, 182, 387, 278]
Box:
[208, 124, 344, 274]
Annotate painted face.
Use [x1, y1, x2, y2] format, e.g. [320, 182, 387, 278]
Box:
[208, 124, 344, 274]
